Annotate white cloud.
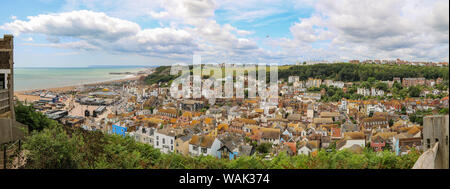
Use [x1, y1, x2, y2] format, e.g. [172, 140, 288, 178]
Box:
[2, 2, 262, 62]
[148, 0, 216, 23]
[285, 0, 449, 62]
[2, 0, 448, 64]
[112, 28, 197, 56]
[23, 41, 100, 51]
[290, 16, 332, 43]
[144, 0, 264, 61]
[2, 10, 140, 41]
[1, 10, 197, 57]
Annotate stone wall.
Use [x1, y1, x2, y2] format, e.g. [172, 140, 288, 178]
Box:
[422, 115, 449, 169]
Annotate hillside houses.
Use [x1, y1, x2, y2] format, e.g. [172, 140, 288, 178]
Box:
[90, 73, 447, 161]
[189, 135, 221, 157]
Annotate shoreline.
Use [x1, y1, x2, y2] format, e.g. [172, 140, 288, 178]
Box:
[14, 74, 146, 102]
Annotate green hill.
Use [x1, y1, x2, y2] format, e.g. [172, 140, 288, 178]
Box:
[145, 63, 449, 86]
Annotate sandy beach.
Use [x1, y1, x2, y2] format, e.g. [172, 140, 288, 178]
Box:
[14, 75, 145, 102]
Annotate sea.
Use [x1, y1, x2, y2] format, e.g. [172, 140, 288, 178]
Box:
[14, 67, 149, 91]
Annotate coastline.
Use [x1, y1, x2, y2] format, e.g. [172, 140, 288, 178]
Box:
[14, 75, 145, 102]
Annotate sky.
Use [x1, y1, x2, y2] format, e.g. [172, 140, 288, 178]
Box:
[0, 0, 448, 67]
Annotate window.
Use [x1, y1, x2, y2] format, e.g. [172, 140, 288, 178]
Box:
[0, 73, 5, 89]
[156, 141, 159, 146]
[163, 138, 165, 144]
[427, 138, 430, 148]
[201, 148, 207, 154]
[171, 139, 173, 144]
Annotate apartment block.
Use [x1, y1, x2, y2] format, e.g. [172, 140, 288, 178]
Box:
[402, 77, 425, 87]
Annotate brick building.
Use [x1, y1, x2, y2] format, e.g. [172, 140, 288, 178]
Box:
[402, 77, 425, 87]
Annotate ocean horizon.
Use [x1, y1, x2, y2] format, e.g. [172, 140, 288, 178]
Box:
[14, 67, 148, 92]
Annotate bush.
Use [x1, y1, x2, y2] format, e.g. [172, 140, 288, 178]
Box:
[15, 102, 59, 132]
[256, 143, 272, 154]
[23, 125, 83, 169]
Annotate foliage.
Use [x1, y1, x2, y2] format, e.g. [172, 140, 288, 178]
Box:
[23, 125, 84, 169]
[409, 109, 434, 125]
[408, 86, 421, 97]
[145, 64, 449, 90]
[279, 63, 449, 82]
[375, 81, 389, 91]
[15, 102, 59, 132]
[439, 108, 449, 115]
[144, 66, 179, 85]
[256, 143, 272, 154]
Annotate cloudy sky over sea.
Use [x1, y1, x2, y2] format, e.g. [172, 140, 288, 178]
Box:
[0, 0, 448, 67]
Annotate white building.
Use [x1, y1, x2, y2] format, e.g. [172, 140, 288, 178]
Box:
[188, 135, 221, 157]
[298, 146, 312, 155]
[366, 104, 384, 116]
[324, 80, 345, 88]
[288, 76, 300, 84]
[357, 87, 384, 96]
[337, 133, 366, 151]
[130, 126, 155, 145]
[154, 129, 179, 154]
[338, 139, 365, 150]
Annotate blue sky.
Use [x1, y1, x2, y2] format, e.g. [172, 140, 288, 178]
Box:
[1, 0, 448, 67]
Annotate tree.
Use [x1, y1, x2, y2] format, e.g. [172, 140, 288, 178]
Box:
[278, 63, 448, 83]
[23, 125, 83, 169]
[399, 88, 409, 99]
[360, 81, 371, 89]
[408, 86, 421, 97]
[367, 77, 376, 85]
[15, 102, 59, 132]
[256, 143, 272, 154]
[393, 81, 402, 91]
[439, 108, 449, 115]
[400, 107, 407, 115]
[375, 81, 388, 91]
